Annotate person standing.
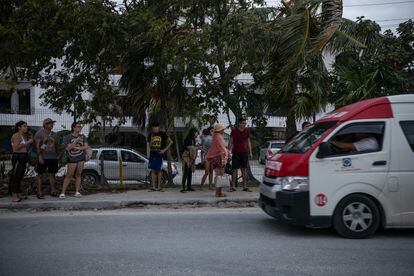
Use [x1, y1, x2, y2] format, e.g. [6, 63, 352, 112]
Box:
[200, 127, 214, 190]
[10, 121, 33, 202]
[206, 123, 229, 197]
[228, 118, 252, 192]
[147, 121, 173, 192]
[59, 122, 88, 199]
[34, 118, 60, 198]
[181, 128, 198, 193]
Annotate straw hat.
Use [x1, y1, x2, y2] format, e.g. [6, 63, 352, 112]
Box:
[213, 123, 225, 132]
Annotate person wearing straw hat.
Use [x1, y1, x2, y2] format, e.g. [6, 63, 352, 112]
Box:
[206, 123, 230, 197]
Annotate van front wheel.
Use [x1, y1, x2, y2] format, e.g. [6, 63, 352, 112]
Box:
[333, 194, 380, 239]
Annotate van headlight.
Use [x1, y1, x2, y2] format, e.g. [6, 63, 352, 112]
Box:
[281, 177, 309, 191]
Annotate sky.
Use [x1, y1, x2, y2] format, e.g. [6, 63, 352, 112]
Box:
[265, 0, 414, 33]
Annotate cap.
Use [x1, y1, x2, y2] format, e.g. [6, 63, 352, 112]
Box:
[43, 118, 56, 127]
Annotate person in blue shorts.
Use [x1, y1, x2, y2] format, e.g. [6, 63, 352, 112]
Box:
[147, 121, 173, 192]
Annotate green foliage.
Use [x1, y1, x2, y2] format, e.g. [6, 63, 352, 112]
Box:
[331, 19, 414, 107]
[120, 0, 201, 129]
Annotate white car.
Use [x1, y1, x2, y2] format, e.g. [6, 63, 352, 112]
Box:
[82, 146, 178, 186]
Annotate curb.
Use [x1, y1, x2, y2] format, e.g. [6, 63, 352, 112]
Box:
[0, 198, 259, 211]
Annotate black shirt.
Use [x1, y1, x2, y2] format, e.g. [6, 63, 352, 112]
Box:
[147, 131, 168, 157]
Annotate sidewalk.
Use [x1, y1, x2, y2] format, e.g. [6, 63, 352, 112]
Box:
[0, 187, 259, 211]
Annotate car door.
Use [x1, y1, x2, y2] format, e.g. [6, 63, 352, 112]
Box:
[309, 121, 391, 218]
[100, 149, 120, 180]
[391, 120, 414, 226]
[121, 150, 148, 181]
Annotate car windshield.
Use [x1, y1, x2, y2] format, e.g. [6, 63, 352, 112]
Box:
[281, 121, 338, 153]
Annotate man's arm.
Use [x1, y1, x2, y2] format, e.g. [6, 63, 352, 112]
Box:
[330, 140, 356, 151]
[228, 137, 233, 152]
[160, 137, 173, 154]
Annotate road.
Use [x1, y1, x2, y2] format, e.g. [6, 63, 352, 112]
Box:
[1, 208, 413, 276]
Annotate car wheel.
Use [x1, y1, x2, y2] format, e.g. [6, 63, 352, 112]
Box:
[333, 194, 380, 239]
[82, 171, 99, 188]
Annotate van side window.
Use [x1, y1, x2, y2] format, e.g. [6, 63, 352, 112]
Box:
[327, 122, 385, 156]
[400, 121, 414, 152]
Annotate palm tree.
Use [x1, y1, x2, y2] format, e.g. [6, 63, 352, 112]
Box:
[254, 0, 365, 139]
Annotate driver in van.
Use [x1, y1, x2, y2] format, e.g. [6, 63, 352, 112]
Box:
[330, 133, 380, 152]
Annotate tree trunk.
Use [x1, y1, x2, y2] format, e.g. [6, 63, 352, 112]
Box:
[285, 108, 298, 142]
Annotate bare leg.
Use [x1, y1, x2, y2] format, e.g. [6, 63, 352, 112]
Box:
[208, 166, 214, 190]
[151, 170, 157, 190]
[61, 163, 77, 195]
[36, 175, 43, 195]
[241, 168, 248, 189]
[74, 161, 85, 193]
[200, 161, 210, 190]
[49, 174, 57, 194]
[157, 171, 161, 190]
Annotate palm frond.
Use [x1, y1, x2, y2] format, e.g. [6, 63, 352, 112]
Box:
[309, 0, 343, 53]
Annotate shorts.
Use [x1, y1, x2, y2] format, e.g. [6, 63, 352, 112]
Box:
[232, 152, 248, 169]
[36, 159, 59, 174]
[67, 158, 86, 164]
[148, 156, 163, 172]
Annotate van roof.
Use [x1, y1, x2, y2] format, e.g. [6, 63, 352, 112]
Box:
[316, 94, 414, 123]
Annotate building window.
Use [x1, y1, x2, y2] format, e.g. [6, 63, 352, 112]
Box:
[0, 89, 31, 114]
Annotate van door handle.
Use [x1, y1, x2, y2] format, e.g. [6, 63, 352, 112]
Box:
[373, 161, 387, 166]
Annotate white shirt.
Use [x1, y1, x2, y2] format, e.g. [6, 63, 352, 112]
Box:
[353, 137, 379, 152]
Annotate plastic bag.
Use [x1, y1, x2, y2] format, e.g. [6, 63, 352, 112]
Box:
[215, 174, 230, 187]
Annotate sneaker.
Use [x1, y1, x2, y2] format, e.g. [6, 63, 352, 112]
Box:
[59, 193, 65, 199]
[74, 192, 82, 198]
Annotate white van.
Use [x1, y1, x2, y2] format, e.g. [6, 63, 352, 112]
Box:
[259, 94, 414, 238]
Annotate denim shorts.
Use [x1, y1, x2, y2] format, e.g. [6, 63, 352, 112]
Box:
[148, 156, 163, 172]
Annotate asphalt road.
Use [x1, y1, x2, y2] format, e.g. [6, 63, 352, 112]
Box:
[1, 208, 413, 276]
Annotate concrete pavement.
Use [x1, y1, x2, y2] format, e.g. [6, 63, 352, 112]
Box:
[0, 187, 259, 211]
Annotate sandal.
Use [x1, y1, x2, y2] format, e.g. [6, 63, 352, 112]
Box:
[37, 194, 45, 199]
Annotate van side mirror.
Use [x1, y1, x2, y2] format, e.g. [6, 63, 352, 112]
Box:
[317, 142, 333, 158]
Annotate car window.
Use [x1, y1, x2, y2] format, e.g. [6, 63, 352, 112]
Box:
[271, 143, 284, 149]
[101, 150, 118, 161]
[400, 121, 414, 152]
[121, 151, 143, 162]
[326, 122, 385, 156]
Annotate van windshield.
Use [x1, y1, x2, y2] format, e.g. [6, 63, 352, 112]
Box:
[281, 121, 338, 153]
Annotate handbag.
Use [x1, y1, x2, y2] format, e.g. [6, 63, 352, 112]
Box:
[224, 161, 233, 175]
[215, 174, 230, 188]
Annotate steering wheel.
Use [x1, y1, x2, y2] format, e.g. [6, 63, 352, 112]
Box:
[328, 141, 342, 154]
